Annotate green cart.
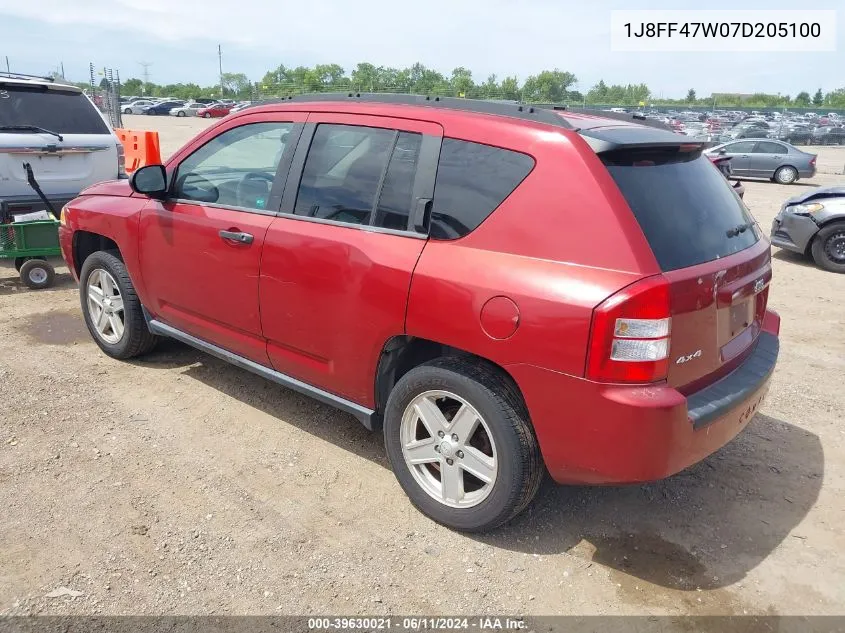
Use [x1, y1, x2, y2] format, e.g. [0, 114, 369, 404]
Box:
[0, 217, 62, 289]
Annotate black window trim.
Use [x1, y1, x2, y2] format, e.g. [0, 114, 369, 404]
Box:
[279, 121, 441, 237]
[167, 121, 304, 217]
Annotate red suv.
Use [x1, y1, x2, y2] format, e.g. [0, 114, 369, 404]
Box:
[59, 95, 780, 532]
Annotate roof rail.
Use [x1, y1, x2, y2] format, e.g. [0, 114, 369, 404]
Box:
[0, 71, 55, 82]
[263, 92, 575, 129]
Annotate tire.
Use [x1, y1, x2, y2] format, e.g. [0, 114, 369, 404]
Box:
[19, 259, 54, 289]
[383, 357, 543, 532]
[774, 165, 798, 184]
[177, 111, 185, 117]
[123, 108, 131, 114]
[203, 113, 212, 119]
[79, 250, 158, 359]
[811, 221, 845, 274]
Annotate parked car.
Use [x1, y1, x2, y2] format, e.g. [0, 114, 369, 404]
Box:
[771, 186, 845, 273]
[720, 121, 770, 141]
[229, 101, 254, 114]
[123, 99, 156, 114]
[143, 101, 185, 116]
[169, 102, 206, 117]
[0, 73, 124, 216]
[810, 126, 845, 145]
[58, 94, 780, 532]
[771, 124, 813, 145]
[196, 103, 233, 118]
[705, 139, 816, 184]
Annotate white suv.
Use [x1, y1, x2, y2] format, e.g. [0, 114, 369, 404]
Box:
[0, 74, 124, 214]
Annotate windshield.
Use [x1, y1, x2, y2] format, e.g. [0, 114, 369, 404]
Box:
[0, 85, 109, 134]
[603, 149, 760, 271]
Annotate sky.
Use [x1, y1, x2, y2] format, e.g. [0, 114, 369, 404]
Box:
[0, 0, 842, 98]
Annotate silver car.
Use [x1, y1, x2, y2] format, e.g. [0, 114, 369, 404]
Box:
[705, 139, 816, 184]
[771, 186, 845, 273]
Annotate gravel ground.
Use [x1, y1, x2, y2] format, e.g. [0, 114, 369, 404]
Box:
[1, 115, 844, 616]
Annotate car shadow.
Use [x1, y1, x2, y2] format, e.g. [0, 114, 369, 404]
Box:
[130, 339, 387, 465]
[134, 341, 822, 592]
[772, 249, 816, 268]
[473, 413, 822, 592]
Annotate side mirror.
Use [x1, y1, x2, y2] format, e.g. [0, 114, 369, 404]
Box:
[718, 148, 727, 155]
[130, 164, 167, 198]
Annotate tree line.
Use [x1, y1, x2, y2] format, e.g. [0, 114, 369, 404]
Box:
[106, 61, 845, 109]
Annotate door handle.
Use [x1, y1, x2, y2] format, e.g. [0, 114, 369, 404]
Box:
[219, 230, 254, 244]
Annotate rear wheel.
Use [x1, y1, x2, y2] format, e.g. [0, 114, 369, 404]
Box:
[774, 165, 798, 184]
[811, 222, 845, 274]
[80, 250, 158, 358]
[19, 259, 54, 289]
[384, 357, 543, 532]
[203, 113, 212, 119]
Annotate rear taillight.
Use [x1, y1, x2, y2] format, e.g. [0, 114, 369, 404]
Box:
[116, 141, 127, 178]
[810, 156, 817, 167]
[586, 276, 671, 383]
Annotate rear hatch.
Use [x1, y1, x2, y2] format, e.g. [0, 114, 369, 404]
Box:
[601, 142, 769, 391]
[0, 81, 118, 201]
[560, 113, 772, 391]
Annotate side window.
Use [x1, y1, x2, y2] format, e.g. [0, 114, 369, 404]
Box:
[755, 142, 787, 154]
[430, 139, 534, 240]
[173, 122, 293, 211]
[294, 124, 395, 225]
[373, 132, 423, 231]
[725, 141, 756, 153]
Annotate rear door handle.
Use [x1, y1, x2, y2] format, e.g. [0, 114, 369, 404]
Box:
[219, 230, 253, 244]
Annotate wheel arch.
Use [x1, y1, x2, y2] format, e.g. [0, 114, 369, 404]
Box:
[72, 230, 120, 276]
[374, 336, 527, 419]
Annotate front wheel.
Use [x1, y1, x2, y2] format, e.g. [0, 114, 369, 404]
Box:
[80, 250, 158, 358]
[384, 357, 543, 532]
[203, 113, 212, 119]
[811, 222, 845, 274]
[123, 108, 132, 114]
[177, 111, 185, 117]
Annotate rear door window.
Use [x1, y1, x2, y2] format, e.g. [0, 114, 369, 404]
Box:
[0, 85, 109, 134]
[430, 139, 534, 239]
[294, 124, 395, 225]
[603, 149, 760, 271]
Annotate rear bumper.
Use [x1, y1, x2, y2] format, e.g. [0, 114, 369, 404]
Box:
[509, 313, 780, 485]
[0, 193, 77, 215]
[770, 210, 818, 254]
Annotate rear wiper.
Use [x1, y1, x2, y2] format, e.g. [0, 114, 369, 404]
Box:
[0, 125, 63, 142]
[726, 221, 755, 238]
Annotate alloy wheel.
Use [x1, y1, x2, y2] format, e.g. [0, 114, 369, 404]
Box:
[86, 269, 125, 344]
[400, 390, 498, 509]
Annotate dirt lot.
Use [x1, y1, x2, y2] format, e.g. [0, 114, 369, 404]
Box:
[1, 114, 844, 616]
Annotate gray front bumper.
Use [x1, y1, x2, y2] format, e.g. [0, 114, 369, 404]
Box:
[770, 210, 819, 254]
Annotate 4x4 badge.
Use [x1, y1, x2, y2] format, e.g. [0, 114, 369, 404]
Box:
[754, 278, 765, 293]
[676, 350, 702, 364]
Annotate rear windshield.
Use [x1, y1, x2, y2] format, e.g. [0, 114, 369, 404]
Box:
[602, 149, 759, 271]
[0, 85, 109, 134]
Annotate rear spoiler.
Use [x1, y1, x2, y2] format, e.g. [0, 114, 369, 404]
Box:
[532, 104, 700, 153]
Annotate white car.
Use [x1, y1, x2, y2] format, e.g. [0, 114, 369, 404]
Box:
[0, 74, 123, 213]
[169, 102, 205, 117]
[123, 100, 155, 114]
